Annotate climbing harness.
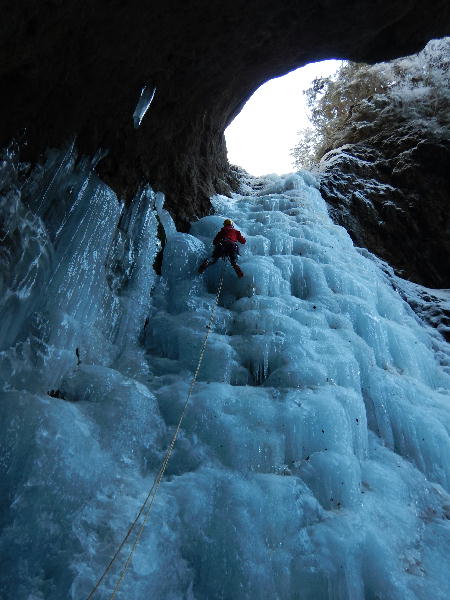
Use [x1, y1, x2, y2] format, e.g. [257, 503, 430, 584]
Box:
[86, 264, 226, 600]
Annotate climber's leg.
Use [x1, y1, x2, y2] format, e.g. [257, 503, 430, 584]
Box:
[225, 242, 244, 278]
[198, 259, 210, 274]
[198, 245, 223, 274]
[232, 264, 244, 278]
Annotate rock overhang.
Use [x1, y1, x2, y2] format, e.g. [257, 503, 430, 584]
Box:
[1, 0, 449, 223]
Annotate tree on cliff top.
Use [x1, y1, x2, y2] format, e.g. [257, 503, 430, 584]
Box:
[291, 37, 450, 170]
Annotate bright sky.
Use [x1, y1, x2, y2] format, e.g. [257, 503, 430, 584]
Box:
[225, 60, 342, 176]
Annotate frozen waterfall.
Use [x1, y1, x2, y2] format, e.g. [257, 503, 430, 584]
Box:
[0, 149, 449, 600]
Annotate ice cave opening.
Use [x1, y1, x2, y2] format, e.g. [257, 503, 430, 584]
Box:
[225, 60, 342, 176]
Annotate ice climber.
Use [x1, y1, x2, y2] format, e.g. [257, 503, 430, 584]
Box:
[198, 219, 246, 278]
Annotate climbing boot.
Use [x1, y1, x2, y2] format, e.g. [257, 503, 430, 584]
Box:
[198, 259, 210, 274]
[233, 264, 244, 278]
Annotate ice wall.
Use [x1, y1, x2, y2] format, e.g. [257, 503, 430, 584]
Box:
[0, 148, 163, 598]
[0, 151, 449, 600]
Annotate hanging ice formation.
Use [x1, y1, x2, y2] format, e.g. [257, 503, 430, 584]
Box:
[0, 147, 449, 600]
[132, 85, 156, 128]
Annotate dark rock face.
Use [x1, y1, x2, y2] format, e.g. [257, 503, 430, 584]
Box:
[320, 129, 450, 288]
[1, 1, 450, 227]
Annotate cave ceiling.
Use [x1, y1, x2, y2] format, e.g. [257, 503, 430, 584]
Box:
[2, 0, 450, 222]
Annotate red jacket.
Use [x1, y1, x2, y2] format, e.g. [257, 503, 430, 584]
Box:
[213, 225, 246, 245]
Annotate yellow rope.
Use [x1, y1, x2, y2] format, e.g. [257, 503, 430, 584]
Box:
[86, 265, 226, 600]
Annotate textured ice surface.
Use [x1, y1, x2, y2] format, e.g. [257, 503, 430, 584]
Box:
[1, 154, 450, 600]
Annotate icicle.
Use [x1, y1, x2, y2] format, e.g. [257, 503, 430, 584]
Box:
[155, 191, 177, 239]
[133, 84, 156, 128]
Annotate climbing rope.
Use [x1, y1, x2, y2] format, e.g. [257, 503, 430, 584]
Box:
[86, 264, 226, 600]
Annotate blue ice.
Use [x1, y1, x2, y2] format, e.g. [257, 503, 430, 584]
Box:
[0, 153, 449, 600]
